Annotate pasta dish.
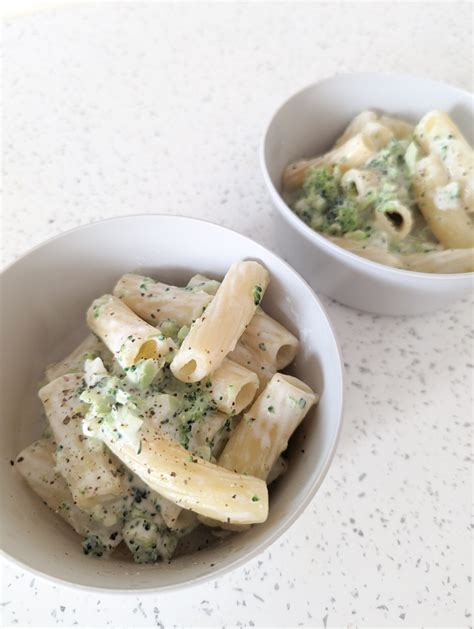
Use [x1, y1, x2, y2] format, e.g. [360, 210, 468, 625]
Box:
[14, 261, 317, 564]
[283, 110, 474, 273]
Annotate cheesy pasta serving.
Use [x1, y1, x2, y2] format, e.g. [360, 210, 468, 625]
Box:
[283, 110, 474, 273]
[14, 261, 318, 564]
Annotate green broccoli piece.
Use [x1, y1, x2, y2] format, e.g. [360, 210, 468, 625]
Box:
[368, 139, 409, 176]
[302, 168, 360, 233]
[159, 319, 181, 340]
[334, 201, 359, 233]
[123, 517, 178, 564]
[303, 167, 340, 205]
[82, 534, 117, 558]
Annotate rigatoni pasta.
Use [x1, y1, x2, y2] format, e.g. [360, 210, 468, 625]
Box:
[171, 261, 269, 382]
[402, 248, 474, 273]
[87, 294, 176, 371]
[186, 273, 221, 295]
[284, 109, 474, 273]
[185, 275, 299, 385]
[414, 110, 474, 209]
[39, 374, 125, 510]
[208, 358, 259, 415]
[219, 373, 317, 480]
[413, 154, 474, 248]
[16, 439, 70, 513]
[267, 456, 288, 485]
[15, 260, 318, 565]
[113, 273, 213, 326]
[226, 340, 275, 387]
[95, 419, 268, 525]
[283, 133, 376, 191]
[15, 439, 123, 556]
[234, 311, 299, 372]
[115, 269, 297, 389]
[46, 334, 111, 382]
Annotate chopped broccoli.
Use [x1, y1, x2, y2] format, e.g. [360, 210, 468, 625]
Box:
[122, 517, 178, 564]
[368, 139, 407, 173]
[252, 285, 263, 306]
[333, 201, 359, 233]
[296, 167, 362, 236]
[82, 533, 118, 558]
[303, 168, 340, 205]
[160, 319, 180, 340]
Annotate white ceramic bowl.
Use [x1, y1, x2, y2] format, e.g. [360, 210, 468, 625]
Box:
[0, 215, 343, 592]
[261, 73, 474, 316]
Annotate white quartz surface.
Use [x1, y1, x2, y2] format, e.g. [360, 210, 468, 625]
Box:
[2, 2, 473, 627]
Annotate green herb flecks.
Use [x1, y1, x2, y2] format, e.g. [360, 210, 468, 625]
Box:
[253, 285, 263, 306]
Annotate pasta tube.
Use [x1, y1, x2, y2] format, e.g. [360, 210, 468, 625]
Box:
[379, 114, 414, 139]
[171, 261, 269, 382]
[374, 200, 414, 240]
[226, 341, 275, 387]
[341, 168, 379, 198]
[46, 334, 111, 382]
[402, 248, 474, 273]
[87, 294, 176, 369]
[334, 110, 378, 147]
[146, 410, 235, 527]
[414, 110, 474, 210]
[209, 358, 259, 415]
[185, 276, 298, 384]
[197, 514, 250, 532]
[413, 155, 474, 248]
[283, 108, 413, 192]
[186, 277, 298, 384]
[94, 420, 268, 525]
[283, 131, 383, 191]
[16, 439, 74, 513]
[39, 374, 125, 510]
[186, 274, 221, 295]
[15, 439, 123, 554]
[267, 456, 288, 484]
[235, 311, 299, 372]
[171, 509, 199, 535]
[219, 373, 318, 480]
[335, 110, 413, 146]
[113, 273, 213, 326]
[328, 236, 403, 268]
[360, 122, 394, 151]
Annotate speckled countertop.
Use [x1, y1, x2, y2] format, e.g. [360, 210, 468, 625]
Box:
[2, 3, 473, 627]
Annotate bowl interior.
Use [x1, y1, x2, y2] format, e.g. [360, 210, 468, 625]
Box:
[264, 73, 474, 191]
[0, 215, 343, 591]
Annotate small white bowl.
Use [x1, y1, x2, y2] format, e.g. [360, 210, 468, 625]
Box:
[261, 73, 474, 316]
[0, 215, 343, 592]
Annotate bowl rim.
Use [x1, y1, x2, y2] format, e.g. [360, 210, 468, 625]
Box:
[260, 71, 474, 282]
[0, 213, 345, 593]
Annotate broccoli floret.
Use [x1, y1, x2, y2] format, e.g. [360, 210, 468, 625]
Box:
[82, 533, 118, 558]
[334, 201, 359, 232]
[299, 168, 362, 235]
[160, 319, 181, 341]
[303, 168, 340, 205]
[123, 517, 178, 564]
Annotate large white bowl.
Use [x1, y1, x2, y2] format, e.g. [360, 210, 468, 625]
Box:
[261, 73, 474, 315]
[0, 215, 343, 592]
